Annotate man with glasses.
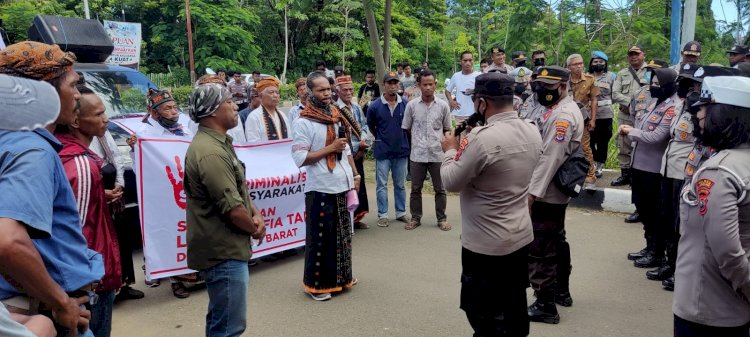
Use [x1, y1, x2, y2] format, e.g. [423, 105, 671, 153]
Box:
[566, 54, 599, 188]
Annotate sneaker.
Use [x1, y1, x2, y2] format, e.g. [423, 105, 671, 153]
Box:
[377, 218, 389, 227]
[306, 291, 332, 301]
[144, 279, 160, 288]
[115, 286, 145, 302]
[395, 215, 411, 223]
[171, 282, 190, 299]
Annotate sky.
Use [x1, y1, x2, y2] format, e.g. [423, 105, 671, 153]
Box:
[711, 0, 738, 25]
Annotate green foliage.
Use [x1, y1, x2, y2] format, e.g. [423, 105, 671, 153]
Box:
[0, 0, 74, 42]
[120, 87, 147, 112]
[171, 86, 193, 108]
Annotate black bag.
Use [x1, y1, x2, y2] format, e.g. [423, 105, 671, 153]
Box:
[553, 143, 590, 197]
[101, 162, 117, 190]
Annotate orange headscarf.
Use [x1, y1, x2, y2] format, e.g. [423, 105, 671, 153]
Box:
[256, 77, 280, 93]
[0, 41, 76, 81]
[196, 74, 227, 87]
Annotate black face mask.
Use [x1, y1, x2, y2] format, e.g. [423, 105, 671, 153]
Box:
[686, 91, 701, 114]
[533, 58, 545, 67]
[649, 86, 668, 100]
[537, 87, 561, 106]
[515, 83, 527, 96]
[516, 60, 527, 68]
[591, 64, 606, 72]
[677, 86, 690, 99]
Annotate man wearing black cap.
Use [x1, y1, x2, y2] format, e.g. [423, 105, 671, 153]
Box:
[512, 51, 528, 68]
[485, 45, 514, 74]
[441, 72, 542, 337]
[727, 45, 748, 67]
[670, 41, 702, 71]
[526, 66, 584, 324]
[611, 45, 648, 187]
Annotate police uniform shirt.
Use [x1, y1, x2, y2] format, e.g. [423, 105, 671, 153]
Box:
[528, 95, 584, 204]
[593, 71, 616, 119]
[520, 92, 546, 128]
[441, 111, 542, 256]
[613, 66, 648, 120]
[628, 93, 678, 174]
[484, 62, 514, 74]
[674, 146, 750, 327]
[660, 99, 696, 180]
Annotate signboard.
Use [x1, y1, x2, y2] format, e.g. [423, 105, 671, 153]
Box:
[103, 20, 141, 68]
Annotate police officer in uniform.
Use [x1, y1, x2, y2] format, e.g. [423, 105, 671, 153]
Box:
[669, 41, 701, 72]
[673, 76, 750, 336]
[526, 66, 584, 324]
[441, 72, 542, 336]
[611, 45, 648, 187]
[619, 66, 679, 272]
[589, 51, 617, 178]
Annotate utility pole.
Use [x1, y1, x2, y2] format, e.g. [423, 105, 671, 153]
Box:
[425, 31, 429, 62]
[185, 0, 196, 83]
[669, 0, 681, 65]
[83, 0, 90, 19]
[681, 0, 697, 50]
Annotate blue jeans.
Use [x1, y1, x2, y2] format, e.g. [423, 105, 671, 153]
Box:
[375, 157, 408, 219]
[200, 259, 250, 337]
[90, 290, 115, 337]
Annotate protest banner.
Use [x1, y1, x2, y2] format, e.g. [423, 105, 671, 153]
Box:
[134, 136, 306, 280]
[103, 20, 142, 68]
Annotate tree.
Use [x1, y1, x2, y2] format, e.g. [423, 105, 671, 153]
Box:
[328, 0, 363, 71]
[363, 0, 387, 82]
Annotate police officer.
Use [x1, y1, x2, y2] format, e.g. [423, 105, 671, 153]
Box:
[727, 44, 749, 68]
[673, 76, 750, 336]
[520, 67, 545, 123]
[661, 65, 743, 290]
[588, 51, 617, 178]
[526, 66, 583, 324]
[619, 66, 679, 272]
[670, 41, 701, 71]
[611, 45, 648, 187]
[620, 59, 670, 225]
[441, 72, 542, 336]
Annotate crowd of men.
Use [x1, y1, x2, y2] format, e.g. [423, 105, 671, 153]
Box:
[1, 36, 750, 337]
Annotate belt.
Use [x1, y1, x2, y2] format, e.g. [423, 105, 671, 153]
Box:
[2, 284, 98, 315]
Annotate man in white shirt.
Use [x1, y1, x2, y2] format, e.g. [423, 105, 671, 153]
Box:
[446, 51, 481, 123]
[244, 77, 290, 143]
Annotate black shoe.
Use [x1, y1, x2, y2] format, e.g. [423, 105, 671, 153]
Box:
[662, 276, 674, 291]
[610, 175, 631, 186]
[555, 292, 573, 307]
[634, 254, 665, 268]
[627, 247, 650, 261]
[646, 265, 674, 281]
[115, 286, 145, 302]
[624, 211, 641, 223]
[528, 301, 560, 324]
[171, 282, 190, 299]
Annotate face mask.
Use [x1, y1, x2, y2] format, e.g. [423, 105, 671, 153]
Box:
[677, 85, 690, 99]
[591, 64, 606, 72]
[686, 91, 700, 114]
[515, 83, 527, 96]
[537, 87, 561, 106]
[533, 58, 545, 67]
[649, 86, 667, 100]
[516, 60, 527, 68]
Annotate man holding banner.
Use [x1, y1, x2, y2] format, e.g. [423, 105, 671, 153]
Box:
[292, 71, 360, 301]
[183, 83, 265, 337]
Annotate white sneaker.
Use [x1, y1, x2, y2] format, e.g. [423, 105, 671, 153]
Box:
[306, 291, 332, 301]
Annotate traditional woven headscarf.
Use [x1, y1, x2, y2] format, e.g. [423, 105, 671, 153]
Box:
[188, 83, 232, 122]
[256, 77, 280, 94]
[300, 100, 353, 172]
[196, 74, 227, 87]
[0, 41, 77, 81]
[147, 88, 175, 111]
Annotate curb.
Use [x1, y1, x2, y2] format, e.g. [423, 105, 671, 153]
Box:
[570, 186, 635, 214]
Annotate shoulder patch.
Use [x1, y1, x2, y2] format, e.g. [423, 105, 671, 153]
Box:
[454, 138, 470, 161]
[554, 121, 569, 143]
[696, 178, 715, 216]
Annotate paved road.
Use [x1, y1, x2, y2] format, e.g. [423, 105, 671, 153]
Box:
[112, 184, 672, 337]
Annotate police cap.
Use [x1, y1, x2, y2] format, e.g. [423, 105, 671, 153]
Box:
[684, 65, 742, 82]
[532, 66, 570, 84]
[694, 76, 750, 108]
[463, 72, 515, 97]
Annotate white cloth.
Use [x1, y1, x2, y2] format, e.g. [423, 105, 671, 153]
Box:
[187, 116, 246, 144]
[244, 106, 290, 143]
[291, 117, 354, 194]
[447, 71, 480, 117]
[0, 305, 36, 337]
[89, 130, 125, 186]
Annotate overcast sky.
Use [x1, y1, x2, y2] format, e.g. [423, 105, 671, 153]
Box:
[711, 0, 738, 25]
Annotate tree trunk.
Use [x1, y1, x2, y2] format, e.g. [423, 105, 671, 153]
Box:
[364, 0, 387, 82]
[342, 7, 349, 70]
[281, 5, 289, 84]
[383, 0, 393, 69]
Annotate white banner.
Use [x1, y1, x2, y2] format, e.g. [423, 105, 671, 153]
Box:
[103, 20, 142, 68]
[134, 136, 306, 280]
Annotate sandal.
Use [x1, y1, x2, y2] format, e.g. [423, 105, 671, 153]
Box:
[438, 221, 452, 231]
[306, 291, 332, 301]
[404, 219, 421, 230]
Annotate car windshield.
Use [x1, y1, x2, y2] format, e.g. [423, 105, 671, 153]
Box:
[81, 69, 157, 118]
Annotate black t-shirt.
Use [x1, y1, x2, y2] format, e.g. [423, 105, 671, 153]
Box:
[358, 83, 381, 101]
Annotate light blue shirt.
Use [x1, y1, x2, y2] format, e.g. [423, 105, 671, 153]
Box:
[0, 129, 104, 299]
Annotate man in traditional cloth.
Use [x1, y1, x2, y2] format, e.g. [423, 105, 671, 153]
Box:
[336, 75, 371, 228]
[291, 71, 360, 301]
[244, 77, 290, 143]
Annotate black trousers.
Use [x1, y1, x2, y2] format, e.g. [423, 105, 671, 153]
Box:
[662, 177, 683, 265]
[631, 169, 666, 255]
[113, 209, 136, 285]
[461, 246, 530, 337]
[674, 315, 750, 337]
[528, 201, 570, 302]
[353, 156, 369, 222]
[590, 118, 613, 164]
